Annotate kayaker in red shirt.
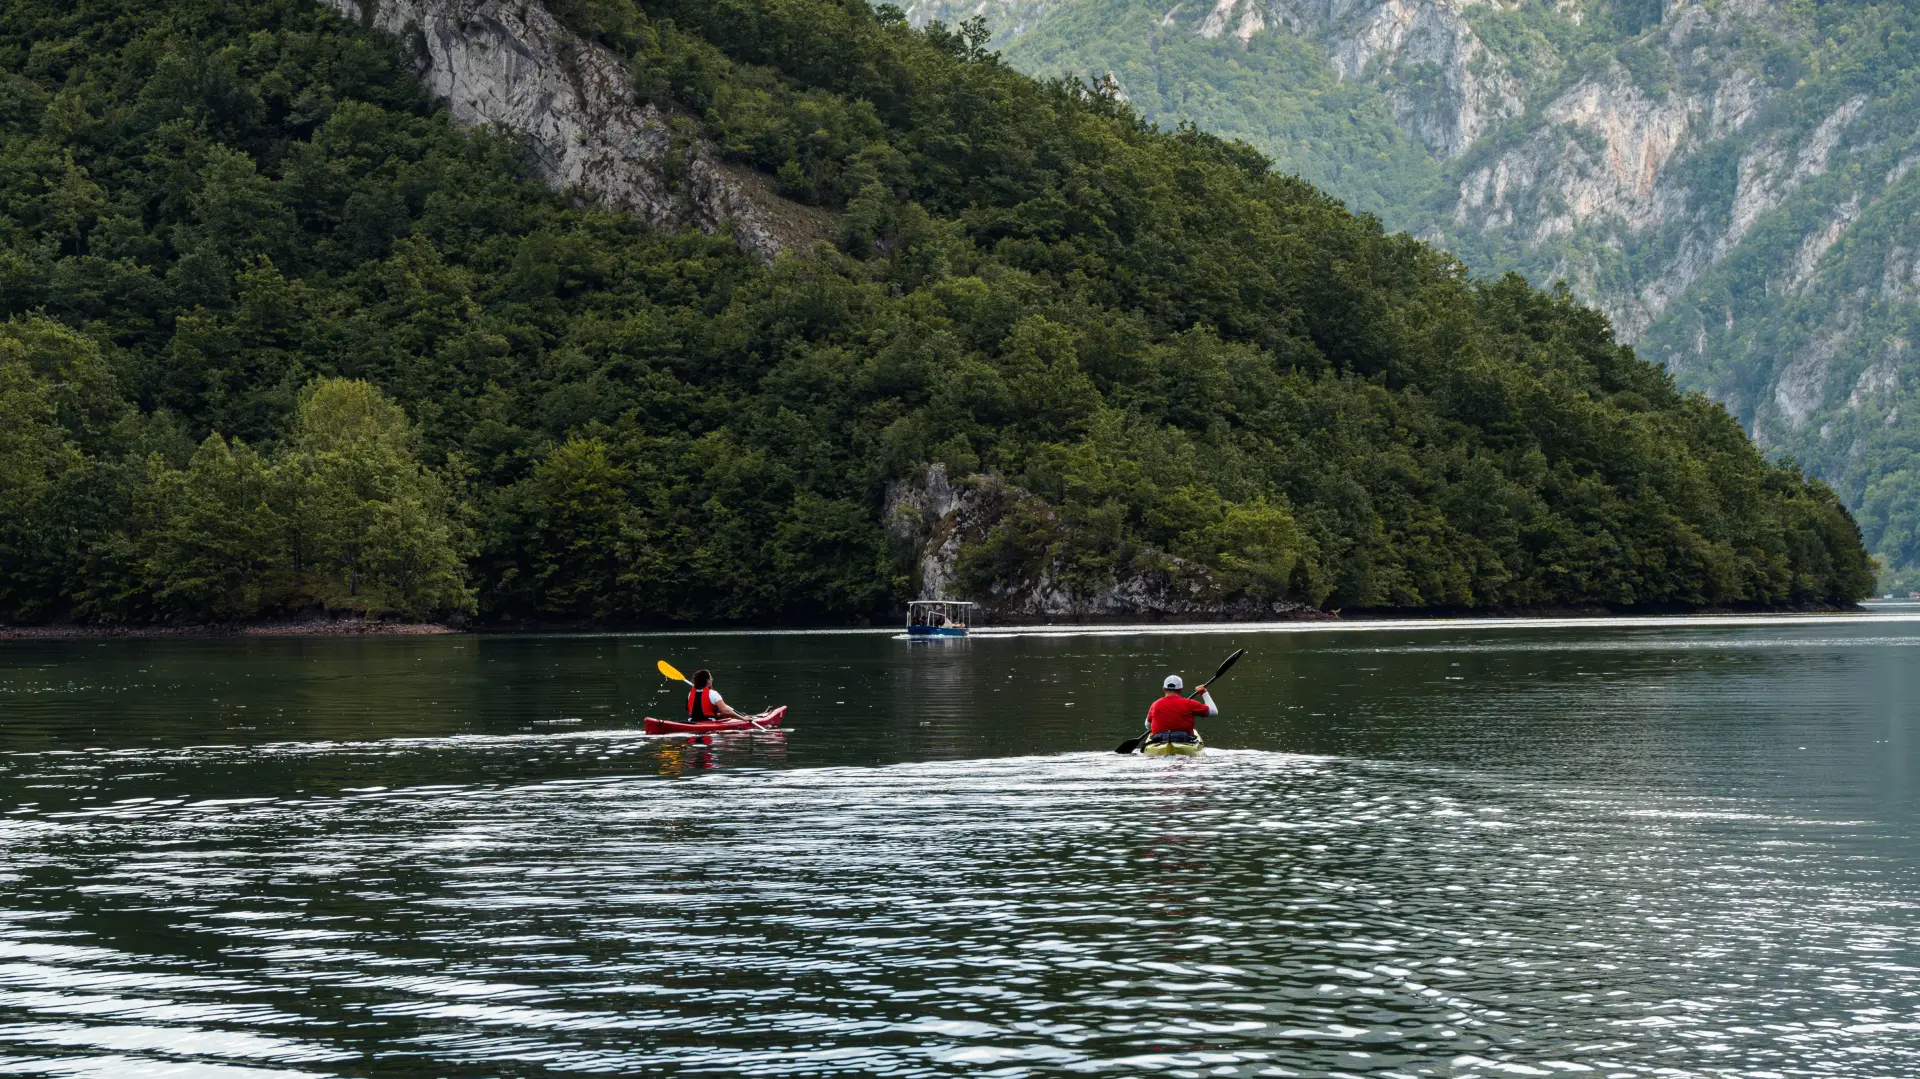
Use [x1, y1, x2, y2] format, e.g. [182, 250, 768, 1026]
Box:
[687, 669, 749, 724]
[1144, 674, 1217, 745]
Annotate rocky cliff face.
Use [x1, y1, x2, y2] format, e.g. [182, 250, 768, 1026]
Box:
[1417, 3, 1920, 585]
[1263, 0, 1524, 157]
[1449, 35, 1766, 337]
[885, 466, 1318, 618]
[901, 0, 1061, 41]
[324, 0, 830, 259]
[1436, 6, 1866, 343]
[915, 0, 1522, 156]
[896, 0, 1920, 584]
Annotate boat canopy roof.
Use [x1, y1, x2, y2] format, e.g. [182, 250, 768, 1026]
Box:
[907, 599, 975, 628]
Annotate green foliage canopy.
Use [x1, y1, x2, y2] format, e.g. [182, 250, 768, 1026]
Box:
[0, 0, 1875, 624]
[977, 0, 1920, 592]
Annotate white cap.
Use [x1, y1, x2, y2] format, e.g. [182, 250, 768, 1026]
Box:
[1163, 674, 1183, 690]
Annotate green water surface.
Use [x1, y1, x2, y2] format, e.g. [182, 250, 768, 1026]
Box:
[1, 615, 1917, 1076]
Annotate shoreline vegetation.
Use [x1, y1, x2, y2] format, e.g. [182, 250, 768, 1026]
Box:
[0, 0, 1877, 630]
[1, 602, 1879, 640]
[0, 618, 457, 640]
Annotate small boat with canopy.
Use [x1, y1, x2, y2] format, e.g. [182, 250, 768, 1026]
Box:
[907, 600, 975, 638]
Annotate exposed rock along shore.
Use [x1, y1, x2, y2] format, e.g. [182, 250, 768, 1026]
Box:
[885, 465, 1323, 620]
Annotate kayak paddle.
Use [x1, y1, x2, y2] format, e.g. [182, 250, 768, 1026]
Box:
[1115, 647, 1245, 754]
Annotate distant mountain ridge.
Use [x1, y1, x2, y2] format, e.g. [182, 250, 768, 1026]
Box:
[908, 0, 1920, 588]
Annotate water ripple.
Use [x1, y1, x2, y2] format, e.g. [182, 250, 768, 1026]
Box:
[0, 749, 1912, 1076]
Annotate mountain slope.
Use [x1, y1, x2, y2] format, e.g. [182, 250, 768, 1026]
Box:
[913, 0, 1920, 588]
[0, 0, 1871, 625]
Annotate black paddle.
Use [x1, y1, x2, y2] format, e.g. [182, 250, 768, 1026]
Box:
[1115, 647, 1245, 754]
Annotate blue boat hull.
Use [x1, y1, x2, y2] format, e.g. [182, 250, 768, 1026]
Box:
[907, 626, 968, 637]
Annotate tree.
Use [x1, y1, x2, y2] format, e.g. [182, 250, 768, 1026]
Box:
[137, 434, 282, 619]
[278, 378, 474, 618]
[485, 436, 637, 619]
[0, 317, 133, 621]
[132, 378, 472, 621]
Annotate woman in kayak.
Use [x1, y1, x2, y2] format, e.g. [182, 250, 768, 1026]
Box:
[688, 670, 751, 724]
[1144, 674, 1217, 749]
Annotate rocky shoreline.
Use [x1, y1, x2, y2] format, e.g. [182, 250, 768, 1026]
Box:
[0, 620, 458, 640]
[0, 601, 1871, 641]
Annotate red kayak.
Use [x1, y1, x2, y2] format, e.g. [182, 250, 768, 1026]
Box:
[643, 706, 787, 735]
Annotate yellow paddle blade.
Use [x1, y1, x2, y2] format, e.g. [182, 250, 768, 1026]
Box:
[657, 659, 689, 684]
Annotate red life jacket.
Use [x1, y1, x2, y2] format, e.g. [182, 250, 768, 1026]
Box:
[1148, 694, 1208, 734]
[687, 686, 719, 720]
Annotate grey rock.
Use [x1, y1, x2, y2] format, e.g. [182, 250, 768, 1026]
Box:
[885, 466, 1317, 619]
[321, 0, 832, 260]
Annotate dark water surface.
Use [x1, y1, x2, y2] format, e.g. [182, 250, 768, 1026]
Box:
[2, 615, 1919, 1077]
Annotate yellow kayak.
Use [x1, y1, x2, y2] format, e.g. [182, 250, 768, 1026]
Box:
[1141, 732, 1205, 756]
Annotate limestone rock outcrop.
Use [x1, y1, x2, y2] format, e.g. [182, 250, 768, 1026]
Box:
[885, 466, 1318, 620]
[322, 0, 831, 260]
[1264, 0, 1523, 157]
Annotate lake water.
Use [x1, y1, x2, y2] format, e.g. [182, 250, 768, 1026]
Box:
[3, 613, 1920, 1077]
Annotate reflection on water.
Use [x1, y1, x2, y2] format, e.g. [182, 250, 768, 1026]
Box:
[1, 618, 1919, 1076]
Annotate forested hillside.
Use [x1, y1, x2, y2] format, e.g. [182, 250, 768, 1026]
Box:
[0, 0, 1873, 626]
[910, 0, 1920, 591]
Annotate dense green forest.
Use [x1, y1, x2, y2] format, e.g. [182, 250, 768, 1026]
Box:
[971, 0, 1448, 223]
[0, 0, 1874, 625]
[950, 0, 1920, 594]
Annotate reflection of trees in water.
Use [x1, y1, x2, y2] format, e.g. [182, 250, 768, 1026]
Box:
[892, 638, 975, 730]
[890, 636, 1115, 757]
